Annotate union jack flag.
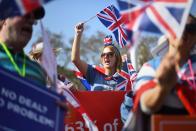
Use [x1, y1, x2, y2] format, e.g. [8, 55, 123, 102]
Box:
[128, 61, 138, 81]
[118, 55, 137, 91]
[117, 0, 193, 39]
[0, 0, 53, 20]
[125, 56, 137, 80]
[97, 5, 133, 48]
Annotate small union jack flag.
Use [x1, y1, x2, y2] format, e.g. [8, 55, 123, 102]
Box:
[117, 0, 193, 39]
[128, 61, 137, 81]
[0, 0, 53, 20]
[118, 55, 137, 91]
[97, 5, 133, 48]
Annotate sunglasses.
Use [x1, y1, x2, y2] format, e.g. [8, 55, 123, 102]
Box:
[101, 52, 114, 58]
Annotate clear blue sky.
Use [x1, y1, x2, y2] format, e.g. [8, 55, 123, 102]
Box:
[25, 0, 119, 53]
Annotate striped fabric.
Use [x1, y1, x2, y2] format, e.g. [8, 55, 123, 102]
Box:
[0, 46, 46, 86]
[134, 56, 184, 109]
[86, 64, 127, 91]
[134, 54, 196, 109]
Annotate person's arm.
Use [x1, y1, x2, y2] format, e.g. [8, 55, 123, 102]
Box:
[140, 27, 196, 113]
[139, 16, 196, 114]
[140, 54, 177, 113]
[71, 22, 88, 76]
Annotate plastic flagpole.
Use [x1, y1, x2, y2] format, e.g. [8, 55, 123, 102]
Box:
[84, 15, 97, 24]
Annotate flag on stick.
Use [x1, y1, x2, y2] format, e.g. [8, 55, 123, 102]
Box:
[97, 5, 133, 48]
[117, 0, 193, 39]
[0, 0, 53, 20]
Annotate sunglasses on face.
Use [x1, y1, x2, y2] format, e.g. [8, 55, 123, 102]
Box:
[101, 52, 114, 58]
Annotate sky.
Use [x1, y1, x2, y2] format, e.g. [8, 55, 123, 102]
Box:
[23, 0, 196, 70]
[25, 0, 119, 53]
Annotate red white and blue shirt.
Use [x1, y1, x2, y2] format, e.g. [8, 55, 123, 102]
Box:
[86, 64, 132, 91]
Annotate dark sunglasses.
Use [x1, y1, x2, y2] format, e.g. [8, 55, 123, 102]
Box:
[101, 52, 114, 58]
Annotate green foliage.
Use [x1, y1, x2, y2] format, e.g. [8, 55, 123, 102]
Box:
[68, 30, 106, 65]
[135, 34, 159, 70]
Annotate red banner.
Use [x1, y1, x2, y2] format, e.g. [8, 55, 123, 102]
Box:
[64, 91, 126, 131]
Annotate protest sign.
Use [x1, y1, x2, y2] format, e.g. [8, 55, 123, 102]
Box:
[0, 68, 65, 131]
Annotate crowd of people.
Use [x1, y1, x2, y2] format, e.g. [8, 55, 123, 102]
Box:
[0, 1, 196, 131]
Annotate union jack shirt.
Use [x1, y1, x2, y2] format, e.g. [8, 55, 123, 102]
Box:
[86, 64, 127, 91]
[77, 58, 137, 91]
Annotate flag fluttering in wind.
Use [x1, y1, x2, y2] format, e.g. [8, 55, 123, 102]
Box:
[0, 0, 54, 20]
[97, 5, 133, 48]
[40, 21, 57, 86]
[121, 55, 137, 86]
[117, 0, 193, 39]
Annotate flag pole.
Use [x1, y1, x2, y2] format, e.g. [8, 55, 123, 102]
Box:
[84, 15, 97, 24]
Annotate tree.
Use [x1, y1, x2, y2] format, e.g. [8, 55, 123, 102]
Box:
[68, 30, 106, 65]
[130, 33, 159, 71]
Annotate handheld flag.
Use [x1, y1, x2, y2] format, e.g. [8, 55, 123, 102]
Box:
[40, 21, 57, 86]
[117, 0, 193, 39]
[0, 0, 53, 20]
[97, 5, 133, 48]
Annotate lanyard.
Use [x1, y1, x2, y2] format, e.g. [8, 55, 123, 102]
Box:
[0, 42, 26, 77]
